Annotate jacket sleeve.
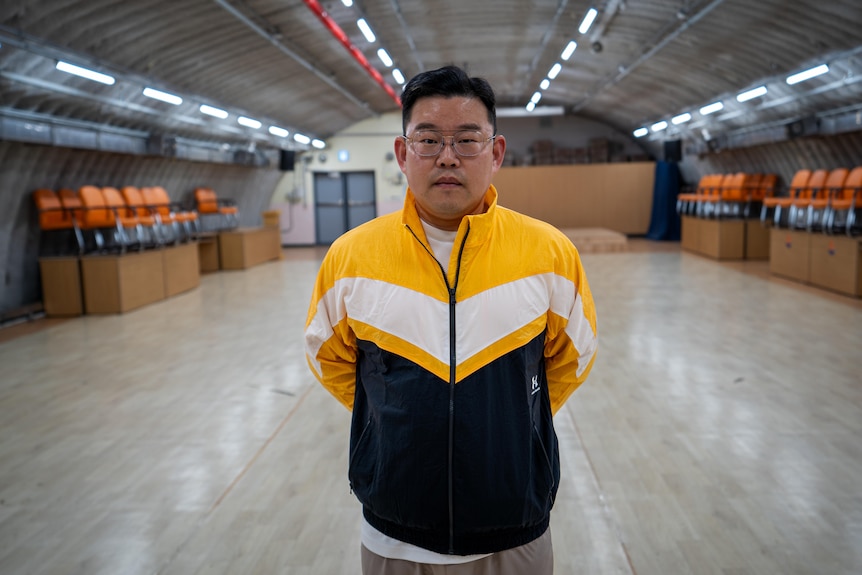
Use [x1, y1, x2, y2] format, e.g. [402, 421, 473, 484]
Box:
[544, 247, 598, 414]
[304, 257, 357, 411]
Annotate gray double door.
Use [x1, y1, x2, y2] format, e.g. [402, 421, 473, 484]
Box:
[314, 171, 376, 245]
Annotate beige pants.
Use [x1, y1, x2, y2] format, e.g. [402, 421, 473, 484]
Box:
[360, 528, 553, 575]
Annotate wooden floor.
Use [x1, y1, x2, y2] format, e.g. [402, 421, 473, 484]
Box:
[1, 241, 861, 575]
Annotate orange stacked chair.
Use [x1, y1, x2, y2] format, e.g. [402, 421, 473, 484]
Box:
[32, 189, 80, 256]
[141, 186, 199, 242]
[713, 172, 751, 219]
[102, 186, 156, 251]
[677, 174, 718, 216]
[695, 173, 733, 218]
[76, 185, 137, 253]
[761, 169, 812, 228]
[120, 186, 162, 247]
[787, 169, 829, 229]
[805, 168, 849, 231]
[823, 166, 862, 236]
[746, 173, 776, 218]
[194, 187, 238, 231]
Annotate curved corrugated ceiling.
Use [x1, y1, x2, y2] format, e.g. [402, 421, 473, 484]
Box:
[1, 0, 860, 150]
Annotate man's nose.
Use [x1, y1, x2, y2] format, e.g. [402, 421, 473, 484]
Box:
[437, 139, 460, 165]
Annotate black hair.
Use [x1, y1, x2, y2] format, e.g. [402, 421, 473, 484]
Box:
[401, 65, 497, 135]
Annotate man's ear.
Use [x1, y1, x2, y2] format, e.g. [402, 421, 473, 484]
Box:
[394, 136, 408, 171]
[491, 134, 507, 171]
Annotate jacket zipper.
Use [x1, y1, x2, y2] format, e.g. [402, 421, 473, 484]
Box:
[406, 222, 470, 554]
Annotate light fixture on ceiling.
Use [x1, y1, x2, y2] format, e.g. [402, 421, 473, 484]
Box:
[786, 64, 829, 85]
[237, 116, 261, 129]
[312, 139, 326, 149]
[340, 0, 353, 6]
[700, 101, 724, 115]
[269, 126, 289, 137]
[56, 61, 115, 85]
[356, 18, 376, 43]
[540, 79, 550, 90]
[393, 69, 405, 84]
[737, 86, 767, 102]
[633, 127, 648, 138]
[377, 48, 393, 67]
[143, 87, 182, 105]
[294, 133, 311, 145]
[651, 121, 668, 132]
[547, 63, 562, 79]
[200, 104, 228, 119]
[498, 106, 564, 117]
[530, 91, 542, 104]
[672, 112, 691, 125]
[526, 102, 536, 112]
[561, 41, 577, 61]
[579, 8, 598, 34]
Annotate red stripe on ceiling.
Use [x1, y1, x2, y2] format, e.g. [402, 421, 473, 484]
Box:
[302, 0, 402, 107]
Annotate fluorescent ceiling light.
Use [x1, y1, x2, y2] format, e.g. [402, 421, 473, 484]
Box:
[312, 139, 326, 149]
[200, 104, 228, 119]
[143, 87, 182, 105]
[540, 79, 550, 90]
[737, 86, 767, 102]
[56, 61, 115, 85]
[579, 8, 598, 34]
[633, 127, 649, 138]
[530, 91, 542, 104]
[700, 101, 724, 115]
[237, 116, 261, 129]
[357, 18, 376, 42]
[547, 63, 562, 79]
[498, 106, 564, 117]
[294, 133, 311, 145]
[786, 64, 829, 85]
[526, 102, 536, 112]
[269, 126, 289, 137]
[341, 0, 353, 6]
[651, 121, 668, 132]
[561, 41, 578, 61]
[393, 68, 405, 84]
[672, 112, 692, 125]
[377, 48, 393, 67]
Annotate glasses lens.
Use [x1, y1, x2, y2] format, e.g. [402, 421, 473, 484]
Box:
[411, 131, 443, 156]
[409, 131, 490, 156]
[453, 132, 486, 156]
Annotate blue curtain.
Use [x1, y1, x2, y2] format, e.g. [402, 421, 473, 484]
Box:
[646, 161, 681, 241]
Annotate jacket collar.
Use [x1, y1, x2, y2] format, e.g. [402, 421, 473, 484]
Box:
[401, 185, 498, 248]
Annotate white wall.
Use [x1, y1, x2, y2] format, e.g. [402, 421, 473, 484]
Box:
[271, 112, 406, 245]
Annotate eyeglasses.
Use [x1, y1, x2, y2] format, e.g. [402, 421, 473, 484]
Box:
[402, 130, 495, 157]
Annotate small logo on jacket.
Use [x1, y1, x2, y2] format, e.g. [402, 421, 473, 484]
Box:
[531, 375, 540, 395]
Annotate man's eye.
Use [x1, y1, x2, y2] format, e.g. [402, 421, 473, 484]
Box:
[420, 138, 440, 145]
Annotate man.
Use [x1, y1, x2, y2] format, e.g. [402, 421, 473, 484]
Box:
[304, 65, 597, 574]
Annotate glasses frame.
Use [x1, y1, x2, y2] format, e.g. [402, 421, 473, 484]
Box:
[401, 130, 497, 157]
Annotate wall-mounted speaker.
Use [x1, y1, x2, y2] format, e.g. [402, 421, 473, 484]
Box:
[663, 139, 682, 163]
[785, 116, 819, 139]
[279, 149, 296, 171]
[147, 134, 177, 158]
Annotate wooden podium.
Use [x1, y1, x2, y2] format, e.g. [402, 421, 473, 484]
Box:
[218, 227, 281, 270]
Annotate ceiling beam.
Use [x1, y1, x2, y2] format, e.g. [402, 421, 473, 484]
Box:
[212, 0, 372, 112]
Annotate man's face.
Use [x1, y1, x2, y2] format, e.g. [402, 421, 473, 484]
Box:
[394, 96, 506, 231]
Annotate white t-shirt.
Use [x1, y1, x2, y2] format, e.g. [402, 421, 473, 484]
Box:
[421, 218, 457, 267]
[359, 218, 491, 564]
